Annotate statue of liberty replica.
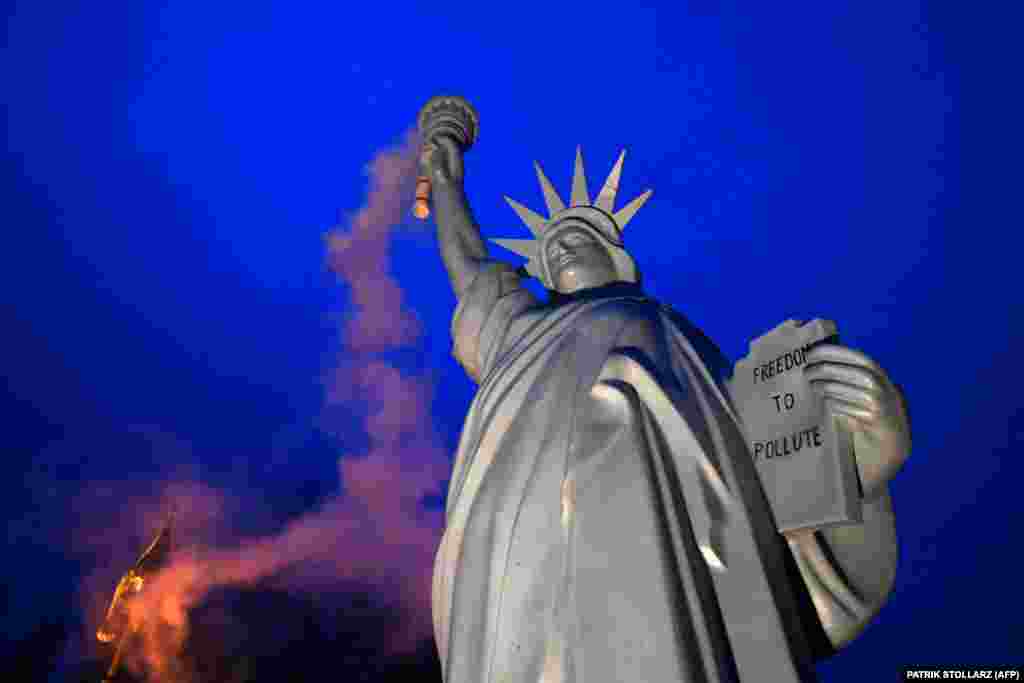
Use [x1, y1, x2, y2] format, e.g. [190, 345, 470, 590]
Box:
[415, 96, 911, 683]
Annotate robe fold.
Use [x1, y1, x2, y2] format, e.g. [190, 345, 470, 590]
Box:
[433, 263, 822, 683]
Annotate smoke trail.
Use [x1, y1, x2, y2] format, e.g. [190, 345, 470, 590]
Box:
[82, 129, 451, 681]
[325, 129, 425, 352]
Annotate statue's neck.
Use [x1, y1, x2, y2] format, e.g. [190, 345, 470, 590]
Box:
[547, 281, 645, 306]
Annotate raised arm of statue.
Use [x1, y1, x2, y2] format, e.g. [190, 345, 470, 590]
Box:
[421, 135, 491, 297]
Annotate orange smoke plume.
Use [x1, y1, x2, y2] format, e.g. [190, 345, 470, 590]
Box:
[86, 129, 450, 681]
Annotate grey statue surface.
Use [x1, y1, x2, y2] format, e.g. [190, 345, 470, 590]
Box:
[418, 97, 911, 683]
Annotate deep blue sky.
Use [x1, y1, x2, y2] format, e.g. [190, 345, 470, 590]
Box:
[4, 0, 1019, 680]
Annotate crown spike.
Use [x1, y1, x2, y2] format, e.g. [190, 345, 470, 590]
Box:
[491, 238, 538, 259]
[533, 161, 565, 217]
[612, 189, 653, 229]
[503, 196, 547, 237]
[492, 239, 543, 277]
[595, 149, 627, 213]
[570, 145, 590, 207]
[524, 260, 543, 278]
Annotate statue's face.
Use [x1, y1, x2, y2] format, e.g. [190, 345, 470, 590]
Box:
[544, 225, 618, 294]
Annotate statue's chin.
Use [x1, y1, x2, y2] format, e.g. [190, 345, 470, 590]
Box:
[552, 266, 616, 294]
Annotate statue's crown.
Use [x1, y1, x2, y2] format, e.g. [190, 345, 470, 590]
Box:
[492, 147, 653, 287]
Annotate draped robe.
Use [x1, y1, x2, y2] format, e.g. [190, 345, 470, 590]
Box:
[432, 264, 828, 683]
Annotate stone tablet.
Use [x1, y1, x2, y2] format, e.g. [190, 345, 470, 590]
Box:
[730, 319, 863, 533]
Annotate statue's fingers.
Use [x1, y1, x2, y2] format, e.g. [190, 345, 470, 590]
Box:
[805, 344, 885, 378]
[810, 380, 879, 414]
[824, 397, 874, 424]
[432, 133, 460, 155]
[433, 135, 464, 177]
[804, 362, 882, 393]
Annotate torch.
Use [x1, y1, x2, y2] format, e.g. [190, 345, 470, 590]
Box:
[412, 95, 480, 220]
